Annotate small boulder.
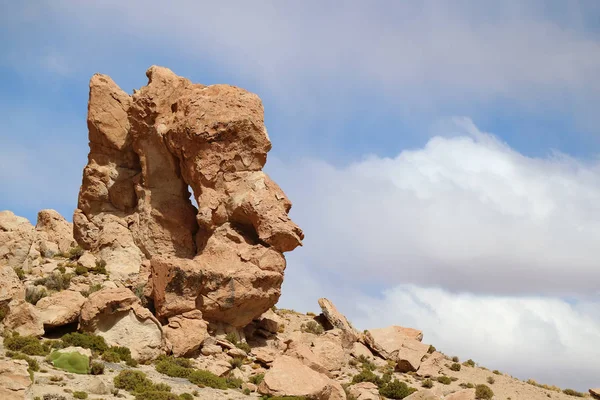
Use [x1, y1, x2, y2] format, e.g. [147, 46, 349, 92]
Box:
[445, 389, 475, 400]
[35, 209, 76, 255]
[365, 326, 429, 372]
[348, 382, 380, 400]
[404, 390, 442, 399]
[256, 309, 282, 334]
[258, 355, 346, 400]
[0, 265, 24, 307]
[4, 300, 44, 336]
[417, 351, 445, 377]
[36, 290, 86, 328]
[163, 310, 209, 357]
[318, 298, 359, 346]
[0, 359, 32, 400]
[0, 211, 35, 269]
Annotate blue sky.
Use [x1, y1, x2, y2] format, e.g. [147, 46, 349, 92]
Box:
[2, 0, 600, 391]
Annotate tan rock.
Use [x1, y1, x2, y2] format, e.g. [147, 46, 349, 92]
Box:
[285, 341, 330, 376]
[253, 347, 276, 365]
[4, 300, 44, 336]
[351, 342, 375, 360]
[201, 337, 223, 356]
[310, 336, 346, 372]
[444, 389, 475, 400]
[0, 265, 24, 307]
[417, 351, 445, 377]
[79, 287, 164, 361]
[318, 298, 359, 346]
[590, 388, 600, 400]
[163, 309, 208, 357]
[0, 359, 32, 400]
[258, 355, 346, 400]
[0, 211, 35, 269]
[77, 252, 97, 270]
[35, 209, 76, 255]
[36, 290, 86, 328]
[256, 309, 282, 333]
[75, 66, 302, 326]
[228, 347, 248, 358]
[348, 382, 380, 400]
[405, 390, 442, 400]
[365, 326, 429, 372]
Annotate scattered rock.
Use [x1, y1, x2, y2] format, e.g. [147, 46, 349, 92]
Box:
[164, 309, 209, 357]
[36, 290, 86, 328]
[258, 355, 346, 400]
[0, 359, 32, 400]
[79, 287, 164, 361]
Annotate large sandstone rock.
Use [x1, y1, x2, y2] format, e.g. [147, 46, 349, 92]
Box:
[417, 351, 445, 377]
[365, 326, 429, 372]
[79, 287, 164, 361]
[590, 388, 600, 400]
[0, 211, 35, 269]
[35, 209, 76, 256]
[0, 265, 24, 307]
[36, 290, 86, 328]
[0, 359, 32, 400]
[348, 382, 381, 400]
[258, 355, 346, 400]
[318, 298, 359, 347]
[4, 300, 44, 336]
[74, 66, 303, 326]
[163, 310, 209, 357]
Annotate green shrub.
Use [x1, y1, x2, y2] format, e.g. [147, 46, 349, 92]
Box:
[101, 350, 120, 363]
[75, 265, 88, 276]
[437, 376, 452, 385]
[236, 341, 251, 353]
[486, 376, 495, 384]
[93, 259, 108, 275]
[492, 369, 501, 375]
[5, 334, 49, 356]
[73, 392, 88, 399]
[357, 355, 376, 371]
[60, 332, 108, 353]
[67, 246, 84, 260]
[48, 351, 90, 374]
[463, 359, 476, 367]
[135, 392, 179, 400]
[249, 373, 265, 385]
[13, 266, 25, 280]
[427, 345, 436, 354]
[155, 355, 193, 378]
[90, 361, 105, 375]
[301, 320, 324, 335]
[450, 363, 461, 371]
[25, 286, 48, 305]
[451, 356, 459, 362]
[229, 357, 244, 369]
[460, 383, 475, 389]
[114, 369, 168, 393]
[225, 332, 239, 344]
[34, 271, 72, 291]
[563, 389, 586, 397]
[379, 379, 417, 399]
[179, 394, 194, 400]
[7, 351, 39, 371]
[352, 368, 383, 387]
[475, 384, 494, 399]
[422, 379, 434, 388]
[243, 388, 251, 395]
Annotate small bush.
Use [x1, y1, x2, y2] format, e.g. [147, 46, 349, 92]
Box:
[34, 271, 72, 291]
[225, 332, 239, 345]
[74, 265, 88, 276]
[7, 351, 39, 371]
[48, 351, 90, 374]
[357, 355, 376, 371]
[460, 383, 475, 389]
[90, 361, 105, 375]
[486, 376, 495, 384]
[463, 359, 476, 367]
[450, 363, 461, 371]
[179, 394, 194, 400]
[25, 286, 48, 305]
[492, 369, 501, 375]
[101, 350, 120, 363]
[133, 393, 178, 400]
[379, 379, 417, 399]
[5, 334, 49, 356]
[243, 388, 251, 395]
[188, 369, 229, 389]
[563, 389, 586, 397]
[43, 395, 67, 400]
[155, 355, 193, 378]
[229, 357, 244, 369]
[114, 369, 164, 393]
[73, 392, 88, 399]
[451, 356, 459, 362]
[352, 368, 383, 387]
[67, 246, 84, 260]
[13, 266, 25, 280]
[422, 379, 434, 388]
[427, 345, 436, 354]
[93, 259, 107, 275]
[249, 373, 265, 385]
[301, 320, 324, 335]
[475, 384, 494, 399]
[236, 341, 251, 353]
[60, 332, 108, 353]
[437, 376, 452, 385]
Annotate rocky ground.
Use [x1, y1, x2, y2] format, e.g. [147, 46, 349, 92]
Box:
[1, 66, 598, 400]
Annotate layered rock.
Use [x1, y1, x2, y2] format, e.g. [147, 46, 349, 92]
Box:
[74, 66, 302, 327]
[79, 288, 164, 361]
[0, 359, 32, 400]
[364, 326, 429, 372]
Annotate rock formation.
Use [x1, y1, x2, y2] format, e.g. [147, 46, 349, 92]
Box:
[73, 66, 303, 327]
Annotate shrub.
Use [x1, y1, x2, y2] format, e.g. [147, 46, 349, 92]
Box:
[486, 376, 495, 385]
[155, 355, 193, 378]
[67, 246, 84, 260]
[7, 351, 39, 371]
[74, 265, 88, 276]
[114, 369, 166, 393]
[73, 392, 88, 399]
[450, 363, 461, 371]
[236, 341, 251, 353]
[93, 259, 107, 275]
[451, 356, 459, 362]
[101, 350, 121, 363]
[463, 359, 476, 367]
[475, 384, 494, 399]
[34, 271, 72, 291]
[357, 355, 376, 371]
[48, 351, 90, 374]
[437, 376, 452, 385]
[460, 383, 475, 389]
[427, 345, 436, 354]
[301, 320, 324, 335]
[43, 395, 67, 400]
[13, 266, 25, 280]
[243, 388, 251, 395]
[225, 332, 239, 344]
[0, 307, 6, 322]
[5, 334, 49, 356]
[249, 373, 265, 385]
[60, 332, 108, 353]
[90, 361, 105, 375]
[25, 286, 47, 305]
[422, 379, 434, 388]
[179, 394, 194, 400]
[563, 389, 586, 397]
[492, 369, 501, 375]
[379, 379, 417, 399]
[229, 357, 244, 369]
[188, 369, 229, 389]
[352, 368, 383, 387]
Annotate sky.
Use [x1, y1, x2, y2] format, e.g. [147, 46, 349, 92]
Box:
[1, 0, 600, 391]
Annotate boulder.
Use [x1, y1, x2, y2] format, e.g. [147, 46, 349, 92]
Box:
[258, 355, 346, 400]
[36, 290, 86, 328]
[590, 388, 600, 399]
[444, 389, 475, 400]
[365, 326, 429, 372]
[318, 298, 359, 346]
[417, 351, 445, 377]
[405, 390, 442, 400]
[253, 347, 276, 365]
[348, 382, 380, 400]
[0, 265, 24, 307]
[256, 309, 282, 334]
[79, 287, 164, 361]
[0, 359, 32, 400]
[74, 66, 303, 326]
[164, 309, 209, 357]
[0, 211, 35, 269]
[4, 300, 44, 336]
[35, 209, 76, 255]
[285, 341, 330, 376]
[200, 337, 222, 356]
[351, 342, 375, 360]
[310, 336, 346, 372]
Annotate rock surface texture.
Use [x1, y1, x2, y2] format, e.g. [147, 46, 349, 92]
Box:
[74, 66, 303, 327]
